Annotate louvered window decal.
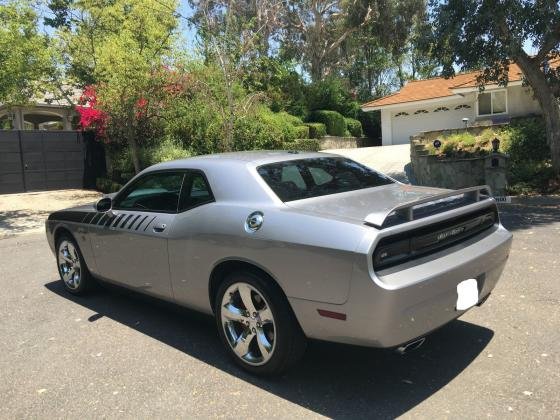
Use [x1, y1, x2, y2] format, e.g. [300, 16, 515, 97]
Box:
[135, 215, 148, 230]
[111, 214, 125, 227]
[143, 216, 157, 231]
[119, 214, 133, 228]
[128, 214, 141, 229]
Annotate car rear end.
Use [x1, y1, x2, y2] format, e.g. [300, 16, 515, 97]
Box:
[290, 186, 512, 348]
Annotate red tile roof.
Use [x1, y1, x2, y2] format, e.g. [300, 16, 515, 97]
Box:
[362, 64, 526, 108]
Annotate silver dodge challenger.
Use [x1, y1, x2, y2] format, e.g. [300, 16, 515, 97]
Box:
[46, 151, 512, 375]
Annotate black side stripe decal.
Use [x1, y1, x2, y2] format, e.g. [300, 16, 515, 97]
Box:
[97, 214, 107, 225]
[90, 213, 102, 224]
[82, 212, 95, 224]
[120, 214, 133, 228]
[143, 216, 157, 231]
[104, 214, 116, 227]
[111, 214, 124, 227]
[135, 215, 148, 230]
[128, 214, 141, 229]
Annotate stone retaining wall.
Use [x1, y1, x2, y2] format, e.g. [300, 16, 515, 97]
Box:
[318, 136, 369, 150]
[410, 128, 509, 194]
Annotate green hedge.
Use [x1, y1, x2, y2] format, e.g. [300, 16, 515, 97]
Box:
[304, 122, 327, 139]
[308, 110, 346, 136]
[294, 125, 310, 139]
[282, 139, 321, 151]
[345, 117, 363, 137]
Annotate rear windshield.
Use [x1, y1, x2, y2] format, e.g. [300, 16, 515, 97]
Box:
[257, 157, 394, 202]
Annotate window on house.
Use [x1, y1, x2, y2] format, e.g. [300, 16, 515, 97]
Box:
[414, 109, 429, 114]
[478, 91, 507, 115]
[434, 107, 450, 112]
[395, 112, 409, 117]
[455, 104, 471, 110]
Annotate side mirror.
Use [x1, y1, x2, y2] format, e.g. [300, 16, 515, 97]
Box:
[95, 196, 112, 212]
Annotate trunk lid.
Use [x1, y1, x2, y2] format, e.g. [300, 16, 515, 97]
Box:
[285, 183, 447, 224]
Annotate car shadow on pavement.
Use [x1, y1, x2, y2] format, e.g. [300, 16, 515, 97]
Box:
[45, 279, 493, 418]
[498, 197, 560, 231]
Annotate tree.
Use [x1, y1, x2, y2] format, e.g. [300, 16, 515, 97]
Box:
[0, 1, 53, 106]
[49, 0, 180, 173]
[280, 0, 375, 81]
[188, 0, 275, 150]
[430, 0, 560, 175]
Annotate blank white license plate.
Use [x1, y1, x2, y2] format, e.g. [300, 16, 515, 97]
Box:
[456, 279, 479, 311]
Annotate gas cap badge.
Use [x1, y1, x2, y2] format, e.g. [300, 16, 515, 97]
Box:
[245, 211, 264, 233]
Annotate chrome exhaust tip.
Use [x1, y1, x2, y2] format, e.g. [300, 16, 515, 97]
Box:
[396, 337, 426, 355]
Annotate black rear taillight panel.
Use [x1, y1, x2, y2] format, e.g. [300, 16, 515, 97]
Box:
[373, 206, 498, 270]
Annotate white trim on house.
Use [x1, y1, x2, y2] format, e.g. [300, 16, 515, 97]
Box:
[450, 80, 523, 95]
[361, 95, 465, 112]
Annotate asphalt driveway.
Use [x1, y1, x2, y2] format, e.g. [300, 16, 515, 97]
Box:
[0, 197, 559, 418]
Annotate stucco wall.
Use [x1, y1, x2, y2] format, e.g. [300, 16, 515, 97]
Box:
[506, 85, 541, 117]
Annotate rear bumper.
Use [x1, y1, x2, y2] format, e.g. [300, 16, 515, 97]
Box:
[289, 224, 512, 348]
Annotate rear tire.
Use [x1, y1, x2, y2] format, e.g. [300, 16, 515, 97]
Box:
[56, 234, 93, 295]
[215, 270, 306, 376]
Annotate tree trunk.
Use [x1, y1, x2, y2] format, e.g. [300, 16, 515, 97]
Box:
[516, 54, 560, 175]
[126, 110, 141, 174]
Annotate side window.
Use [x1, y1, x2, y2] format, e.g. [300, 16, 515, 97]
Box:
[179, 172, 214, 211]
[114, 172, 185, 213]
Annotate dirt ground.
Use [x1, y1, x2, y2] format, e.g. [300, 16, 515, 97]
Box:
[0, 190, 102, 238]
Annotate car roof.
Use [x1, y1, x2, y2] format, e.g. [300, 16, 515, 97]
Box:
[149, 150, 341, 170]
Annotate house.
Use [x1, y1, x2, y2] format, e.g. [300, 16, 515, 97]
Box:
[361, 64, 542, 145]
[0, 88, 81, 131]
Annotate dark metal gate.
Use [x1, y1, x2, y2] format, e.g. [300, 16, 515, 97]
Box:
[0, 130, 84, 194]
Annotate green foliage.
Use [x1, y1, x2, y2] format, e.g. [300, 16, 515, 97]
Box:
[143, 139, 191, 167]
[282, 139, 321, 151]
[231, 108, 305, 151]
[96, 177, 122, 193]
[304, 123, 327, 139]
[501, 118, 549, 163]
[305, 78, 361, 118]
[308, 110, 346, 136]
[345, 117, 363, 137]
[294, 125, 310, 139]
[0, 1, 54, 105]
[357, 110, 381, 141]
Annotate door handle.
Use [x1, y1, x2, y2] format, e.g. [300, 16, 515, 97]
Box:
[153, 223, 167, 233]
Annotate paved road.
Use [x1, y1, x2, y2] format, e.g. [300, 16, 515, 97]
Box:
[324, 145, 412, 182]
[1, 198, 559, 418]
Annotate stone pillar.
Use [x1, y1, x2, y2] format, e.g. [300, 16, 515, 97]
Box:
[12, 107, 24, 130]
[484, 153, 509, 196]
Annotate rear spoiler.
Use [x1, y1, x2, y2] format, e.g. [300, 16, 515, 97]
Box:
[364, 185, 493, 229]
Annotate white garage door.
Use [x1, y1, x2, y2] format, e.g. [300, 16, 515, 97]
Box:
[391, 106, 474, 144]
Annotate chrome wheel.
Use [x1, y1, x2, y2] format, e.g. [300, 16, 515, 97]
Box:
[58, 240, 81, 290]
[220, 282, 276, 366]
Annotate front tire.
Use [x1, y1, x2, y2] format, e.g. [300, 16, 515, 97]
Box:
[56, 234, 93, 295]
[215, 270, 306, 376]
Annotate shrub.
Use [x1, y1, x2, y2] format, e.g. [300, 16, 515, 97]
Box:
[282, 139, 321, 151]
[501, 117, 549, 163]
[308, 110, 346, 136]
[305, 78, 361, 118]
[233, 111, 285, 151]
[294, 125, 310, 139]
[345, 117, 363, 137]
[305, 122, 327, 139]
[142, 138, 191, 167]
[96, 177, 122, 193]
